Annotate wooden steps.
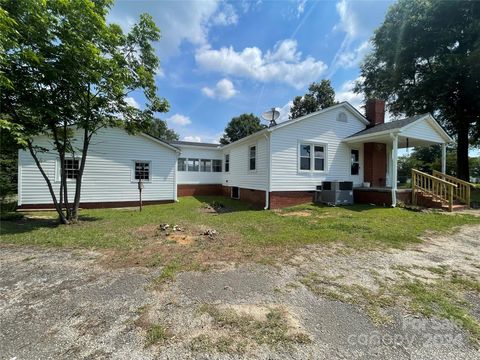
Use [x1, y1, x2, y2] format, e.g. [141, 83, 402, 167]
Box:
[412, 169, 472, 212]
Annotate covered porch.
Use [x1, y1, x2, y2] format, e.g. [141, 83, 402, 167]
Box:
[344, 113, 453, 207]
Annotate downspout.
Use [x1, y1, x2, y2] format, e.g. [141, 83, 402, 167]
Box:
[263, 132, 271, 210]
[174, 151, 179, 202]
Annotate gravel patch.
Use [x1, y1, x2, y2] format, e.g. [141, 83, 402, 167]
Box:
[1, 224, 479, 359]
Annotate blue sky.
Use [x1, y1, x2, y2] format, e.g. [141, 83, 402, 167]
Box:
[109, 0, 394, 143]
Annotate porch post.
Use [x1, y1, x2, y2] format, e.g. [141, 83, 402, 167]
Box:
[441, 143, 446, 173]
[391, 135, 398, 207]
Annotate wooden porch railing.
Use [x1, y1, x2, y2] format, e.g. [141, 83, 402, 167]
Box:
[432, 170, 471, 206]
[412, 169, 457, 212]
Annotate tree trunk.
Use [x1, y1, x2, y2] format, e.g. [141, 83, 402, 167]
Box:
[27, 142, 69, 224]
[71, 128, 90, 221]
[456, 121, 470, 181]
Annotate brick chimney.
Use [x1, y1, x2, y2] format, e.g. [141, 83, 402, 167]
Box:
[365, 99, 385, 126]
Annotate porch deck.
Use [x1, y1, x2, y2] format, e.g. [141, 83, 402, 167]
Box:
[354, 187, 412, 206]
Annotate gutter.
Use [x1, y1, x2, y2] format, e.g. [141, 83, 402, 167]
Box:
[263, 133, 271, 210]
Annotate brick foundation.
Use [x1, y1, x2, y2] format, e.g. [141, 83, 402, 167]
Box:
[353, 188, 412, 206]
[269, 191, 315, 209]
[222, 186, 266, 208]
[178, 184, 223, 197]
[17, 199, 174, 210]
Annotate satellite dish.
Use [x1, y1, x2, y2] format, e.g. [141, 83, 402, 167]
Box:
[261, 108, 280, 127]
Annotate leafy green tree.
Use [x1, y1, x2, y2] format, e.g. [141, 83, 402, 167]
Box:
[0, 0, 168, 223]
[289, 80, 337, 119]
[220, 113, 266, 145]
[143, 118, 178, 142]
[355, 0, 480, 180]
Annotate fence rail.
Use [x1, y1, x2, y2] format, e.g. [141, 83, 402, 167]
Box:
[412, 169, 457, 212]
[432, 170, 471, 206]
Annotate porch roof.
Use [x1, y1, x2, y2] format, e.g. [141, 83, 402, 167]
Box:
[343, 113, 453, 147]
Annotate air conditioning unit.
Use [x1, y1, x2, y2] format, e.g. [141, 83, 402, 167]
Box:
[316, 181, 354, 205]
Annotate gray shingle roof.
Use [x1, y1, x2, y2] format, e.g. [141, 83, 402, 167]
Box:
[347, 114, 429, 138]
[170, 140, 220, 148]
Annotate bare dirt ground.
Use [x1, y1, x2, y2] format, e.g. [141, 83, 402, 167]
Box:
[1, 225, 480, 359]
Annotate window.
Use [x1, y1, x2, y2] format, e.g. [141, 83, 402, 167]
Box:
[200, 159, 211, 172]
[249, 145, 256, 171]
[212, 159, 222, 172]
[299, 144, 311, 170]
[134, 161, 150, 181]
[351, 149, 360, 175]
[314, 145, 325, 171]
[178, 158, 186, 171]
[188, 159, 199, 172]
[225, 154, 230, 172]
[299, 143, 326, 172]
[64, 158, 79, 179]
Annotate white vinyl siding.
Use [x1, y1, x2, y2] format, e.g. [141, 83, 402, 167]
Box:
[18, 127, 177, 205]
[401, 118, 447, 144]
[222, 135, 268, 191]
[270, 107, 366, 191]
[176, 146, 223, 185]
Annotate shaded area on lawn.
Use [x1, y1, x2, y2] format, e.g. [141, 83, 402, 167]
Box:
[1, 197, 479, 270]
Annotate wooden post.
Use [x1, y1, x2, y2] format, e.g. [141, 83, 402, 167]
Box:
[138, 179, 144, 212]
[412, 170, 416, 205]
[449, 185, 453, 212]
[441, 144, 447, 174]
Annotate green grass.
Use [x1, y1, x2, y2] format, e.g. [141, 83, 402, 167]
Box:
[1, 196, 478, 251]
[145, 324, 169, 347]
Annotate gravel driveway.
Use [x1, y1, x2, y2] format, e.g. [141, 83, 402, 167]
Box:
[1, 225, 479, 359]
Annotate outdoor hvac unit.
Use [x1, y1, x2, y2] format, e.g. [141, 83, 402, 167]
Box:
[316, 181, 354, 205]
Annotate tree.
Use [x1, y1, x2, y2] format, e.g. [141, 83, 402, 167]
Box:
[219, 113, 266, 145]
[289, 80, 336, 119]
[143, 118, 178, 142]
[0, 0, 169, 223]
[355, 0, 480, 180]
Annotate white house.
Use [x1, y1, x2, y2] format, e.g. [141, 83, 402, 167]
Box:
[18, 100, 454, 210]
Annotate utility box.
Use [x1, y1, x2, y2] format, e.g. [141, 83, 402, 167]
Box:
[315, 181, 354, 205]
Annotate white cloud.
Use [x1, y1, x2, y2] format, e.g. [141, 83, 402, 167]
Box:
[297, 0, 307, 17]
[202, 78, 237, 100]
[336, 41, 371, 69]
[125, 96, 140, 109]
[335, 77, 364, 112]
[211, 3, 238, 25]
[109, 0, 239, 59]
[183, 135, 202, 142]
[167, 114, 192, 126]
[276, 101, 294, 123]
[329, 0, 389, 76]
[195, 39, 327, 89]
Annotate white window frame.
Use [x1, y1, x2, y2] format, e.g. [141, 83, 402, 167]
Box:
[212, 159, 222, 173]
[350, 148, 360, 176]
[248, 144, 257, 172]
[297, 142, 327, 173]
[178, 157, 187, 172]
[200, 159, 212, 172]
[56, 157, 80, 182]
[224, 153, 230, 173]
[131, 160, 152, 183]
[187, 158, 200, 172]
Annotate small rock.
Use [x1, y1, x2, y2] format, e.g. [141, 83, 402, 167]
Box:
[173, 225, 183, 232]
[202, 229, 217, 238]
[159, 223, 170, 231]
[224, 285, 233, 291]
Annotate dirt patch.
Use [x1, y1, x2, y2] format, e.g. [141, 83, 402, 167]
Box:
[167, 233, 195, 246]
[199, 201, 236, 214]
[276, 210, 312, 217]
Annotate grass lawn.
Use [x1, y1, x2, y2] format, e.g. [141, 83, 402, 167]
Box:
[1, 196, 479, 265]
